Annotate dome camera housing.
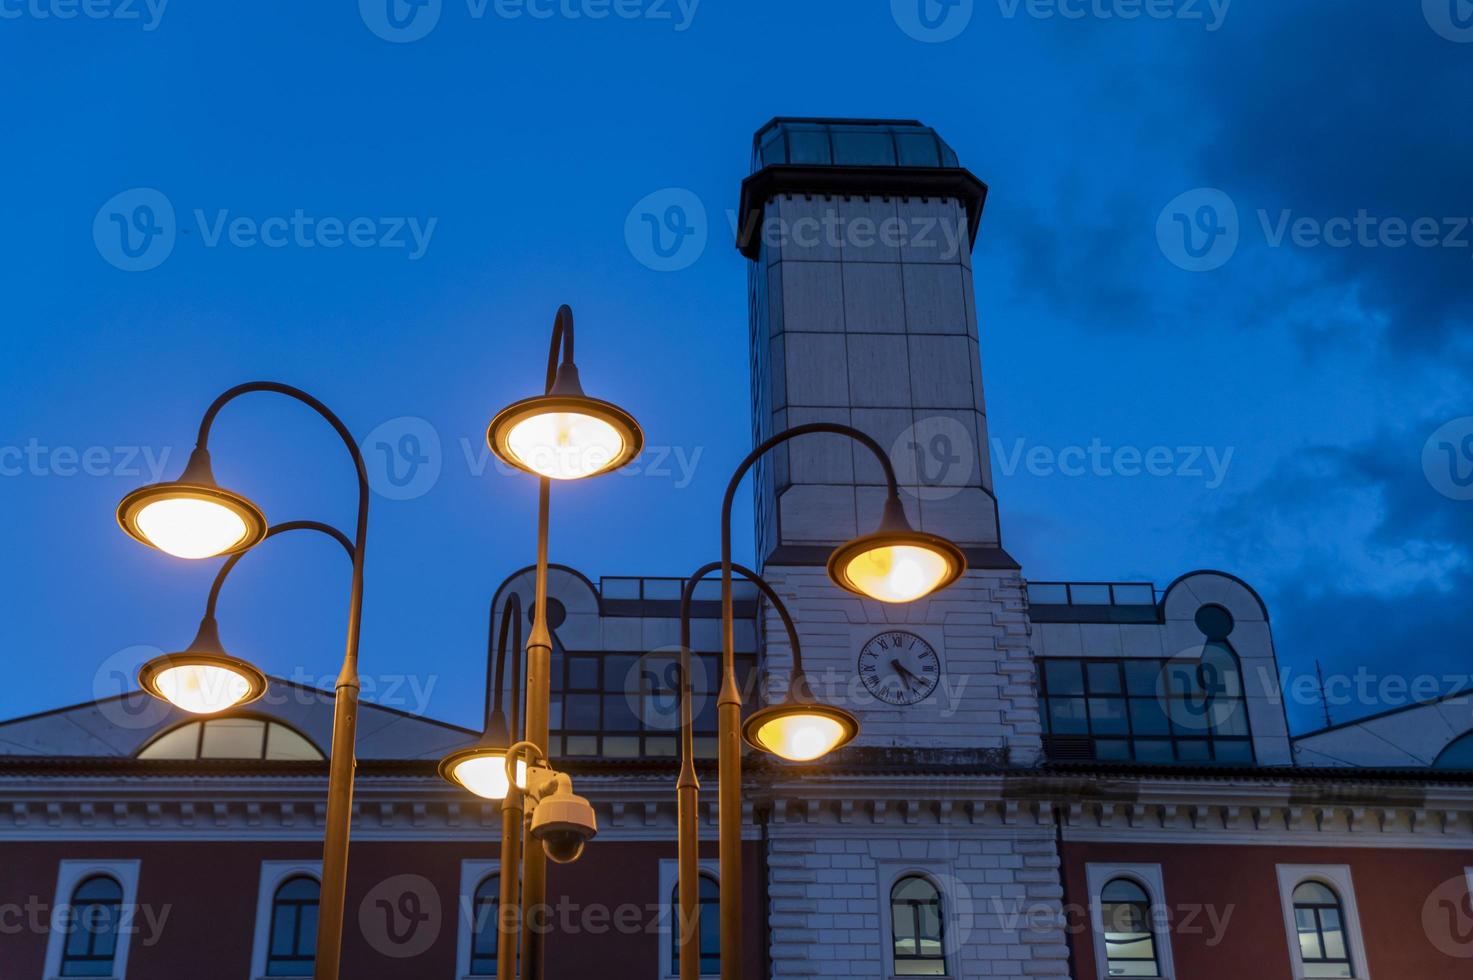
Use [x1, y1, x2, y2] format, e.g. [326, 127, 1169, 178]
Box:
[530, 785, 598, 865]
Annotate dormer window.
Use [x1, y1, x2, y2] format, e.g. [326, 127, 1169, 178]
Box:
[137, 717, 323, 760]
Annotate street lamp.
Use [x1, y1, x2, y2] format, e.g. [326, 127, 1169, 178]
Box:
[674, 561, 858, 980]
[117, 383, 370, 980]
[712, 422, 966, 980]
[484, 305, 643, 980]
[437, 592, 530, 980]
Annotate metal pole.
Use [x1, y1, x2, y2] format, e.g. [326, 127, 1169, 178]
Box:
[496, 594, 525, 980]
[190, 382, 370, 980]
[679, 563, 804, 980]
[714, 423, 901, 980]
[520, 477, 553, 980]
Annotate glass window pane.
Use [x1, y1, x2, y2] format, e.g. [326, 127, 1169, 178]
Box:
[1128, 698, 1170, 735]
[786, 128, 832, 165]
[138, 722, 201, 759]
[1133, 739, 1175, 763]
[602, 736, 640, 758]
[604, 656, 637, 692]
[1101, 879, 1149, 904]
[265, 724, 322, 760]
[1086, 662, 1122, 694]
[1044, 660, 1084, 696]
[1212, 739, 1255, 763]
[644, 736, 677, 757]
[1175, 739, 1211, 762]
[1124, 661, 1161, 696]
[1069, 584, 1111, 605]
[1095, 739, 1131, 761]
[1294, 882, 1340, 904]
[200, 718, 266, 758]
[565, 694, 600, 729]
[1088, 698, 1129, 735]
[893, 878, 939, 903]
[831, 128, 896, 165]
[895, 132, 941, 167]
[1047, 698, 1089, 735]
[601, 695, 639, 732]
[567, 657, 599, 690]
[564, 736, 598, 757]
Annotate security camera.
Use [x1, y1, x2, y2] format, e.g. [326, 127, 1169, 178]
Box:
[530, 779, 598, 864]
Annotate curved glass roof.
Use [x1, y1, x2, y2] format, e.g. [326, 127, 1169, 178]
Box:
[752, 118, 961, 172]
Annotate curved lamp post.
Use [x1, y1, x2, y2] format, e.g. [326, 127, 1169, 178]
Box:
[483, 305, 643, 980]
[137, 520, 353, 715]
[675, 561, 858, 980]
[714, 422, 966, 980]
[116, 382, 369, 980]
[436, 592, 528, 980]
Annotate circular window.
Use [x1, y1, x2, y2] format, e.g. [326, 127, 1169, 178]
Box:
[1194, 604, 1234, 640]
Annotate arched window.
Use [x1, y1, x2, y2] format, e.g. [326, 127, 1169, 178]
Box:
[1434, 730, 1473, 769]
[670, 874, 719, 976]
[60, 875, 123, 977]
[138, 717, 323, 760]
[469, 875, 499, 976]
[1100, 878, 1159, 977]
[1293, 881, 1354, 977]
[890, 876, 945, 976]
[267, 876, 320, 976]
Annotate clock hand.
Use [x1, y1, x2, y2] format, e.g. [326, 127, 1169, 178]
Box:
[890, 658, 919, 690]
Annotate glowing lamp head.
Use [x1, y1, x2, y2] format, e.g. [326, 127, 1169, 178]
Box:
[826, 497, 965, 603]
[117, 448, 267, 559]
[743, 700, 858, 762]
[137, 618, 268, 715]
[486, 362, 642, 481]
[438, 712, 530, 800]
[440, 750, 530, 800]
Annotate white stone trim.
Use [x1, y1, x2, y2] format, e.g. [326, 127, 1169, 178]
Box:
[42, 859, 141, 980]
[455, 859, 499, 977]
[1274, 864, 1370, 980]
[657, 857, 719, 978]
[875, 861, 961, 980]
[249, 860, 322, 979]
[1084, 863, 1176, 980]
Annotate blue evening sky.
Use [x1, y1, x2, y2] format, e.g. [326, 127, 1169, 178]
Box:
[2, 0, 1469, 734]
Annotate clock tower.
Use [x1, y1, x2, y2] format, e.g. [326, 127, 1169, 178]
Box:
[737, 118, 1040, 761]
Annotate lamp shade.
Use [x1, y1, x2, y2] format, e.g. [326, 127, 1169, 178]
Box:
[117, 448, 267, 559]
[486, 363, 642, 480]
[742, 700, 859, 762]
[826, 497, 965, 603]
[137, 617, 268, 714]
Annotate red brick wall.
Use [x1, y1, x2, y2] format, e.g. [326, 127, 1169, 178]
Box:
[0, 837, 764, 980]
[1061, 840, 1473, 979]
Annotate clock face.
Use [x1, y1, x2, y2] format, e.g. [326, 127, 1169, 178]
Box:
[857, 631, 941, 706]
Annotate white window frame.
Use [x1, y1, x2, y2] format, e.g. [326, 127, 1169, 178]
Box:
[875, 862, 960, 980]
[1085, 863, 1176, 980]
[657, 858, 719, 979]
[1274, 865, 1370, 980]
[249, 860, 322, 979]
[456, 859, 500, 978]
[43, 859, 142, 980]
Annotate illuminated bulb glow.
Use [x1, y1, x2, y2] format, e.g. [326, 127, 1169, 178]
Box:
[452, 755, 529, 800]
[135, 497, 249, 559]
[752, 713, 847, 762]
[505, 412, 625, 480]
[153, 664, 253, 714]
[843, 544, 950, 603]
